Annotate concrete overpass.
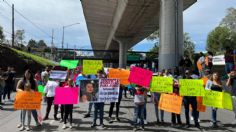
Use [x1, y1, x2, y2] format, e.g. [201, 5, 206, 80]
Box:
[81, 0, 197, 69]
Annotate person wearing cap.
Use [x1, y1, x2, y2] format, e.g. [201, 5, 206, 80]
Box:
[182, 70, 200, 128]
[226, 69, 236, 124]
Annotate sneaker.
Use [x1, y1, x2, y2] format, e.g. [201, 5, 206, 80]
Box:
[17, 124, 22, 128]
[144, 120, 148, 125]
[69, 124, 72, 129]
[36, 122, 41, 126]
[62, 124, 67, 129]
[100, 124, 105, 128]
[190, 116, 193, 121]
[184, 124, 191, 128]
[140, 126, 145, 131]
[91, 124, 96, 128]
[198, 119, 201, 122]
[115, 117, 120, 122]
[60, 118, 64, 123]
[26, 126, 31, 131]
[84, 114, 90, 118]
[43, 117, 48, 121]
[108, 117, 113, 123]
[211, 123, 218, 128]
[133, 126, 138, 131]
[19, 126, 25, 131]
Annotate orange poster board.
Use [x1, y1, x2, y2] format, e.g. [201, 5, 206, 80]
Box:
[189, 97, 206, 112]
[108, 68, 130, 85]
[14, 91, 42, 110]
[158, 94, 183, 114]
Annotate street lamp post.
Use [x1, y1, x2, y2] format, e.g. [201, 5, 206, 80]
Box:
[61, 23, 79, 50]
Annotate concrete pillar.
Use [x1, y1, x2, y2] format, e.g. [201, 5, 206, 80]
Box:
[158, 0, 184, 71]
[118, 41, 127, 68]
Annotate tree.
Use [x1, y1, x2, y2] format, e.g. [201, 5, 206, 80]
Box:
[0, 26, 5, 44]
[37, 40, 47, 47]
[15, 30, 25, 46]
[220, 7, 236, 32]
[146, 32, 195, 60]
[27, 39, 37, 48]
[206, 26, 236, 55]
[183, 33, 195, 59]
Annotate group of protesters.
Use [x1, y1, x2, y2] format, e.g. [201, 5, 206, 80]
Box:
[1, 48, 236, 131]
[0, 66, 16, 110]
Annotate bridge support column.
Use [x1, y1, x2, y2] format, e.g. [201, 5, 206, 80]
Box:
[158, 0, 184, 71]
[114, 37, 127, 68]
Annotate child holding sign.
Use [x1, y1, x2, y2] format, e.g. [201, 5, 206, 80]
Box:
[62, 79, 75, 129]
[132, 85, 146, 131]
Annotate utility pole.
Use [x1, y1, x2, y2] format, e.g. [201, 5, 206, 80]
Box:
[62, 26, 64, 49]
[51, 29, 54, 60]
[12, 4, 14, 47]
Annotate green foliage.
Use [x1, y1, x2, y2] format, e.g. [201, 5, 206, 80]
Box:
[15, 30, 25, 45]
[38, 40, 47, 47]
[0, 26, 5, 44]
[11, 48, 56, 66]
[220, 7, 236, 32]
[184, 33, 195, 59]
[27, 39, 37, 48]
[206, 26, 236, 55]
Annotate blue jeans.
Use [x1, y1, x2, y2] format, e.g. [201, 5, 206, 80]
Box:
[154, 104, 164, 121]
[87, 102, 93, 114]
[212, 107, 217, 123]
[225, 63, 234, 74]
[32, 110, 39, 123]
[93, 103, 104, 125]
[133, 104, 145, 127]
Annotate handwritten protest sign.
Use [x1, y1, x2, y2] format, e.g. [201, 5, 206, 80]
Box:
[98, 79, 120, 102]
[203, 90, 233, 110]
[128, 66, 153, 88]
[82, 60, 103, 74]
[54, 87, 79, 104]
[159, 94, 183, 114]
[38, 85, 45, 96]
[108, 68, 130, 85]
[150, 76, 173, 93]
[49, 70, 67, 80]
[179, 79, 205, 96]
[14, 91, 42, 110]
[60, 60, 78, 69]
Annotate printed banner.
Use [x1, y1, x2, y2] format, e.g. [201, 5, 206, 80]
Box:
[80, 79, 99, 102]
[98, 79, 120, 102]
[150, 76, 173, 93]
[60, 60, 78, 69]
[49, 70, 67, 80]
[128, 66, 153, 88]
[108, 68, 130, 85]
[203, 90, 233, 110]
[14, 91, 42, 110]
[54, 87, 79, 104]
[158, 94, 183, 114]
[82, 60, 103, 74]
[38, 85, 45, 96]
[179, 79, 205, 96]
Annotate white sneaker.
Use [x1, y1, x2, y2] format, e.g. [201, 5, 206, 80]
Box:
[69, 124, 73, 129]
[26, 126, 31, 131]
[190, 116, 194, 121]
[62, 124, 67, 129]
[17, 124, 22, 128]
[19, 126, 25, 131]
[144, 120, 148, 125]
[198, 119, 201, 122]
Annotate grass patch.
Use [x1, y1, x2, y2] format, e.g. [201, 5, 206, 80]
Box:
[11, 48, 56, 66]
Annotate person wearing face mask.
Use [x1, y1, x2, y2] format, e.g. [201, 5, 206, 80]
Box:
[226, 69, 236, 124]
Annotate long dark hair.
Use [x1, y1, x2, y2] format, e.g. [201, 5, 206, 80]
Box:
[20, 69, 36, 90]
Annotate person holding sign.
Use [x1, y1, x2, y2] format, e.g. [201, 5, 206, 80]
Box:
[62, 79, 75, 129]
[131, 85, 146, 131]
[16, 69, 39, 131]
[43, 79, 59, 121]
[226, 69, 236, 124]
[182, 70, 200, 128]
[91, 70, 106, 128]
[205, 72, 223, 128]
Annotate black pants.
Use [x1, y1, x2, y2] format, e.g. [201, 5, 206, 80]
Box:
[64, 105, 73, 124]
[171, 113, 181, 124]
[109, 101, 121, 118]
[3, 83, 12, 100]
[183, 97, 199, 126]
[61, 105, 65, 120]
[45, 97, 58, 118]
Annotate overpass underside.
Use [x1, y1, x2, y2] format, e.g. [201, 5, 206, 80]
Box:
[81, 0, 197, 69]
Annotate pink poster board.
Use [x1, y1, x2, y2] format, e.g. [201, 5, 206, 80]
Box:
[128, 67, 153, 88]
[54, 87, 79, 104]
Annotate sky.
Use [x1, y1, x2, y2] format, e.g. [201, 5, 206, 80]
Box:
[0, 0, 236, 52]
